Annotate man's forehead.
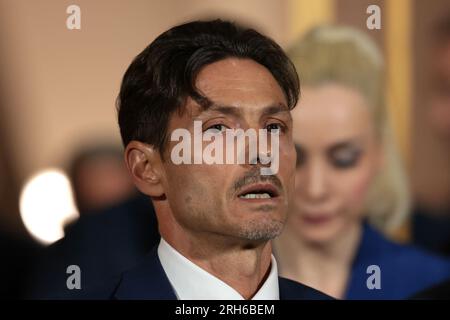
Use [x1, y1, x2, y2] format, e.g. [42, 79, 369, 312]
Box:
[196, 58, 272, 80]
[195, 58, 285, 96]
[169, 58, 290, 123]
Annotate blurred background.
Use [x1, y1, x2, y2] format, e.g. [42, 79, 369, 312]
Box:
[0, 0, 449, 298]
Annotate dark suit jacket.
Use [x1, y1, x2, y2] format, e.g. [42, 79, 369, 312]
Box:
[79, 246, 331, 300]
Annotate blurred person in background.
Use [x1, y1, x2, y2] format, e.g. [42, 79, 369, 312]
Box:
[412, 13, 450, 257]
[273, 26, 450, 299]
[69, 144, 138, 213]
[27, 144, 160, 299]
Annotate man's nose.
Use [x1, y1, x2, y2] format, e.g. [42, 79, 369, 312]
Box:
[248, 150, 271, 167]
[247, 130, 273, 167]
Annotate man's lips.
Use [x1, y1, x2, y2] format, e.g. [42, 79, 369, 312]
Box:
[236, 182, 281, 200]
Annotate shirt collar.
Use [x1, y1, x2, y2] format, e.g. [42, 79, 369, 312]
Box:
[157, 238, 279, 300]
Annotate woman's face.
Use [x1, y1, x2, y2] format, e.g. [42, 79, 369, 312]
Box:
[289, 83, 382, 244]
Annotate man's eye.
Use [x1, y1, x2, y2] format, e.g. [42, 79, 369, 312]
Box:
[266, 123, 283, 132]
[205, 124, 228, 133]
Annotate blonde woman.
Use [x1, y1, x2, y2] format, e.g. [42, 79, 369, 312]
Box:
[273, 26, 450, 299]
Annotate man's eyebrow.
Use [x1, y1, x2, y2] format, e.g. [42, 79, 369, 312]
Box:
[195, 103, 289, 118]
[260, 103, 290, 117]
[206, 104, 243, 117]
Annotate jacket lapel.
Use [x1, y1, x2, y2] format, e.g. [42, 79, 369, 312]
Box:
[279, 277, 332, 300]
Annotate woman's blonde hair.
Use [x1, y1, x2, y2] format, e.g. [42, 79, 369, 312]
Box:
[288, 25, 410, 233]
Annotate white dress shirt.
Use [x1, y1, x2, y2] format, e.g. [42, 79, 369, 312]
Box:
[157, 238, 280, 300]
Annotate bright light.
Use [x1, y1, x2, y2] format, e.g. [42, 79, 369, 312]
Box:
[20, 168, 79, 245]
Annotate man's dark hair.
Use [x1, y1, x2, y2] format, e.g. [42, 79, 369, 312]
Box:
[117, 19, 300, 153]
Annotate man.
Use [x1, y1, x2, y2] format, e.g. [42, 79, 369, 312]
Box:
[87, 19, 329, 300]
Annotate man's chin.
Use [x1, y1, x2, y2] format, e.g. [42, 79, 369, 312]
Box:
[230, 197, 287, 218]
[235, 219, 285, 242]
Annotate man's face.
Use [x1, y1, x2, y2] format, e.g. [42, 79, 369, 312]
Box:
[159, 58, 296, 243]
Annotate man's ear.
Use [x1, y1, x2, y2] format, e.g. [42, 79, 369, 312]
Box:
[124, 141, 165, 197]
